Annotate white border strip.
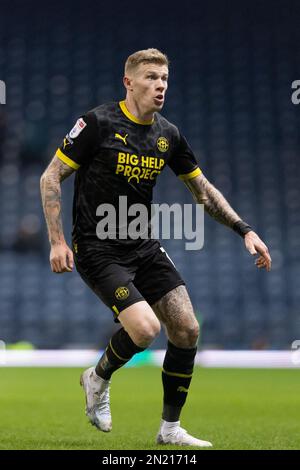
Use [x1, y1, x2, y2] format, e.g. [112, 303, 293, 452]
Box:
[0, 350, 299, 368]
[0, 350, 100, 367]
[153, 350, 300, 368]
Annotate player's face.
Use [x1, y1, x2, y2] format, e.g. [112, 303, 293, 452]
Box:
[131, 63, 169, 112]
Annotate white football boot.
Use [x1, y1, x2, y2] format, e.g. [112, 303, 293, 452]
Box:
[156, 420, 212, 447]
[80, 366, 112, 432]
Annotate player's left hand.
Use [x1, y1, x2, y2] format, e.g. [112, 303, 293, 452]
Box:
[244, 231, 272, 271]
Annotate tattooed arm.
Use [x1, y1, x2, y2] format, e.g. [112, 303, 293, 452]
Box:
[184, 172, 241, 229]
[40, 156, 75, 273]
[184, 173, 272, 271]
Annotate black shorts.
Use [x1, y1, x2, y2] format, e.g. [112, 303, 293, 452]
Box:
[73, 238, 185, 322]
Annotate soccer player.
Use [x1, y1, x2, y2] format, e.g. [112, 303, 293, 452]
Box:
[40, 49, 271, 447]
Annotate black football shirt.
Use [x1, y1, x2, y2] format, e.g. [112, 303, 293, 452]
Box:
[56, 100, 202, 242]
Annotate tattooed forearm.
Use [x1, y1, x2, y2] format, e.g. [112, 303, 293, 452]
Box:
[185, 173, 240, 229]
[40, 156, 74, 245]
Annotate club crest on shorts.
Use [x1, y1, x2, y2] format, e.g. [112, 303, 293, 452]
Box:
[157, 136, 169, 152]
[115, 286, 129, 300]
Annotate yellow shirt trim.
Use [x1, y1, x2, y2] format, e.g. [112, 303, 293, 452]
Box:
[119, 100, 154, 125]
[56, 148, 80, 170]
[178, 167, 201, 181]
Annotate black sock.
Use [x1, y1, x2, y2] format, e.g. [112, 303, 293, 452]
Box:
[162, 341, 197, 422]
[95, 327, 145, 380]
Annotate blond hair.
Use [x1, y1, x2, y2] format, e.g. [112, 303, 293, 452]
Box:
[125, 48, 169, 75]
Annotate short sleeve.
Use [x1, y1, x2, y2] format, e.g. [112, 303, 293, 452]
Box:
[55, 112, 98, 170]
[167, 133, 202, 181]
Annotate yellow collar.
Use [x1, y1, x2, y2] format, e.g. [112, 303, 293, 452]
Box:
[119, 100, 154, 125]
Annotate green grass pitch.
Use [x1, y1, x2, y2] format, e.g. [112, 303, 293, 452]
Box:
[0, 367, 299, 450]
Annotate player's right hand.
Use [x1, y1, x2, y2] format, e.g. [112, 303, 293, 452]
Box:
[50, 243, 74, 273]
